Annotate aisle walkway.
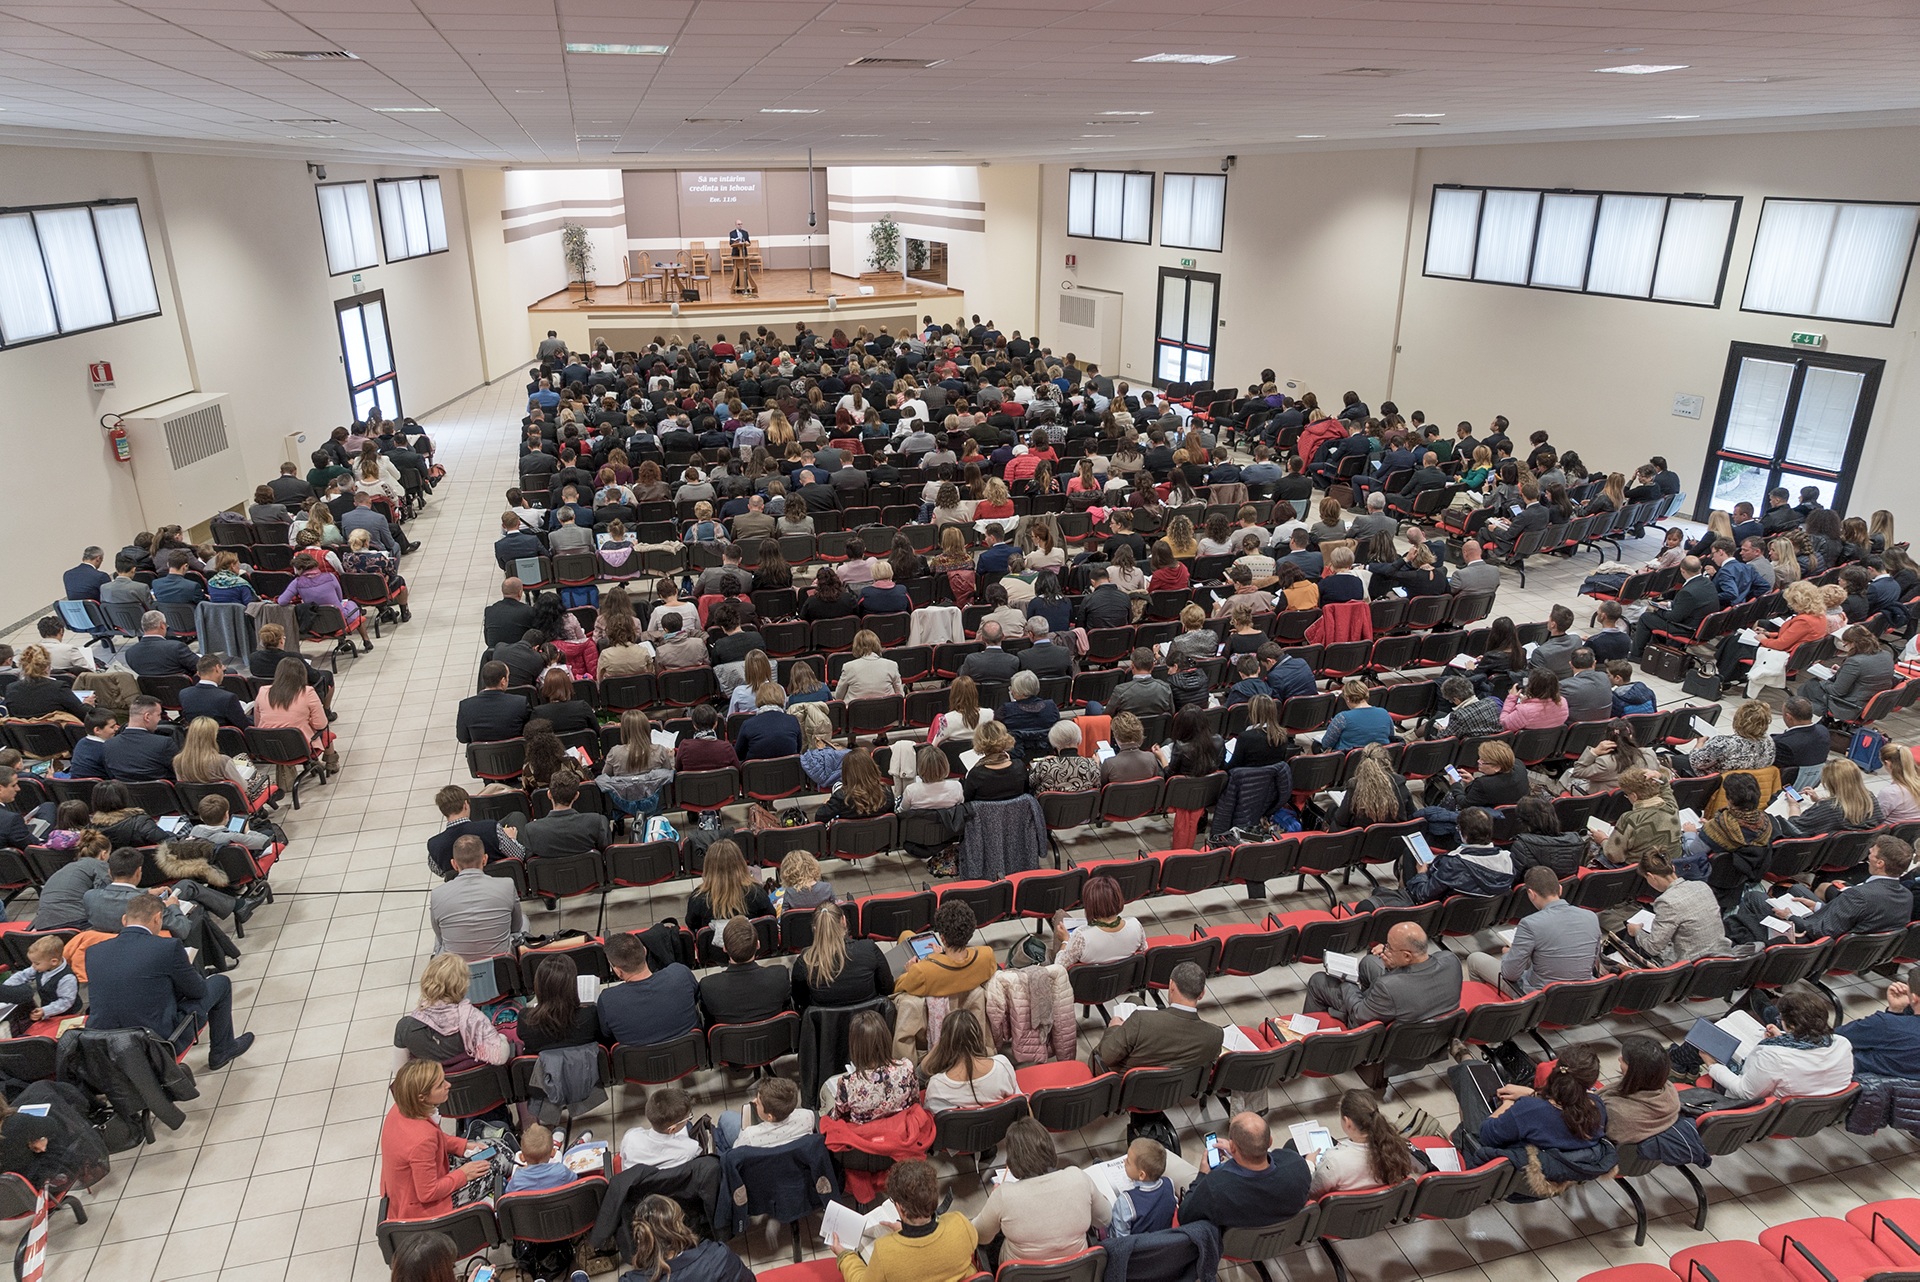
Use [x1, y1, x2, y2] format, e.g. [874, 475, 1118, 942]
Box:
[15, 378, 1919, 1282]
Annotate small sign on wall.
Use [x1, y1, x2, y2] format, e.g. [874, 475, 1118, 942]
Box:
[1672, 393, 1705, 420]
[88, 361, 114, 390]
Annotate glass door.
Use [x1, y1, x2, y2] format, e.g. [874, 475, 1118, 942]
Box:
[1154, 267, 1220, 388]
[1697, 342, 1883, 518]
[335, 291, 402, 422]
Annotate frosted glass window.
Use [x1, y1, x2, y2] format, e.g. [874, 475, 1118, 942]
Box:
[1530, 193, 1597, 289]
[1161, 173, 1225, 251]
[91, 204, 160, 320]
[317, 181, 377, 275]
[0, 213, 58, 345]
[1587, 194, 1665, 297]
[1473, 190, 1539, 284]
[1724, 358, 1794, 458]
[1653, 198, 1737, 304]
[1424, 188, 1481, 278]
[1745, 199, 1919, 325]
[33, 208, 113, 333]
[1068, 169, 1152, 243]
[376, 176, 448, 261]
[1783, 366, 1864, 472]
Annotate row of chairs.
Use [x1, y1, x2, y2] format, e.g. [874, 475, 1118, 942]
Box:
[1584, 1198, 1920, 1282]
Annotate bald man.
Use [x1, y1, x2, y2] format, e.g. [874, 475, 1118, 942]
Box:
[1303, 922, 1463, 1030]
[1176, 1112, 1311, 1229]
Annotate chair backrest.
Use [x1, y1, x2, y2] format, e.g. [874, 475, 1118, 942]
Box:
[495, 1175, 608, 1244]
[376, 1204, 502, 1265]
[995, 1247, 1107, 1282]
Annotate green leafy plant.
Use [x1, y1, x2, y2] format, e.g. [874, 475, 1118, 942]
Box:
[561, 221, 594, 284]
[907, 237, 930, 272]
[867, 214, 901, 273]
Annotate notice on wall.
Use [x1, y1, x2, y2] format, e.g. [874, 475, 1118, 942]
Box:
[677, 170, 768, 239]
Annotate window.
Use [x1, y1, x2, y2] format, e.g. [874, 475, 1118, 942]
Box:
[1698, 342, 1883, 517]
[1154, 267, 1219, 387]
[375, 176, 448, 262]
[336, 291, 402, 421]
[1160, 173, 1227, 252]
[316, 181, 378, 276]
[1068, 169, 1153, 244]
[1742, 198, 1920, 327]
[0, 199, 161, 348]
[1423, 183, 1740, 307]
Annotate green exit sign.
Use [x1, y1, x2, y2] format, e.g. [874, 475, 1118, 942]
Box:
[1180, 257, 1196, 268]
[1790, 331, 1826, 348]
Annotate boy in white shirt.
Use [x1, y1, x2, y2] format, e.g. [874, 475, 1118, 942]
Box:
[619, 1086, 703, 1169]
[714, 1077, 817, 1154]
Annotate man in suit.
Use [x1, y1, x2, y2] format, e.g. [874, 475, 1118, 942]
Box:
[1093, 962, 1224, 1073]
[430, 837, 526, 962]
[731, 495, 777, 544]
[85, 891, 253, 1068]
[1760, 486, 1803, 535]
[177, 655, 251, 730]
[99, 555, 155, 613]
[1772, 697, 1829, 779]
[266, 461, 315, 505]
[493, 512, 545, 573]
[124, 612, 198, 679]
[104, 696, 178, 782]
[342, 490, 413, 557]
[695, 548, 756, 600]
[1468, 867, 1601, 994]
[1449, 540, 1501, 595]
[65, 547, 110, 602]
[1559, 649, 1613, 723]
[1485, 483, 1551, 559]
[1075, 568, 1133, 630]
[796, 469, 840, 513]
[427, 785, 525, 878]
[547, 506, 594, 557]
[456, 662, 532, 745]
[1388, 452, 1449, 507]
[1786, 836, 1916, 941]
[958, 623, 1021, 685]
[483, 579, 537, 649]
[67, 710, 118, 780]
[519, 772, 610, 860]
[1529, 605, 1583, 678]
[491, 630, 547, 688]
[1709, 539, 1760, 606]
[1260, 644, 1318, 702]
[1308, 421, 1370, 489]
[1103, 648, 1173, 719]
[1346, 492, 1400, 546]
[698, 916, 790, 1028]
[149, 553, 205, 606]
[1304, 923, 1463, 1029]
[1276, 529, 1323, 578]
[1015, 619, 1074, 679]
[733, 696, 801, 762]
[1629, 556, 1717, 659]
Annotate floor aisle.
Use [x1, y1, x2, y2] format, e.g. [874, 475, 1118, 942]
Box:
[15, 378, 1920, 1282]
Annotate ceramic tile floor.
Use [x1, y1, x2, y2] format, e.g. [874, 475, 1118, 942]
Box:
[11, 375, 1920, 1282]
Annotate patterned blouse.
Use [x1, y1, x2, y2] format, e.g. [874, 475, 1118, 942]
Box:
[828, 1059, 921, 1125]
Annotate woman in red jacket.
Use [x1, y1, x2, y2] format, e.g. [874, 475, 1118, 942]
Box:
[379, 1059, 492, 1221]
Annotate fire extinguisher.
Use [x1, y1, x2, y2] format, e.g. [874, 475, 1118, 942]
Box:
[102, 414, 130, 463]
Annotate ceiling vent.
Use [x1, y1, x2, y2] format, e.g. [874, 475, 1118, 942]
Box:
[1331, 67, 1405, 77]
[683, 117, 742, 124]
[248, 49, 359, 61]
[1391, 120, 1444, 126]
[271, 118, 339, 125]
[846, 57, 948, 69]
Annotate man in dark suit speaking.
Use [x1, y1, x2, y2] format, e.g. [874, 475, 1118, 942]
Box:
[728, 219, 751, 252]
[85, 892, 254, 1069]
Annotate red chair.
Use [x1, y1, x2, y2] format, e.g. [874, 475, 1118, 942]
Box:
[1669, 1240, 1799, 1282]
[1845, 1200, 1920, 1268]
[1758, 1218, 1898, 1282]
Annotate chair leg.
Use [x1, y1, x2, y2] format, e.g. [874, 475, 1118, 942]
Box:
[1319, 1238, 1350, 1282]
[1678, 1163, 1709, 1231]
[1614, 1174, 1649, 1245]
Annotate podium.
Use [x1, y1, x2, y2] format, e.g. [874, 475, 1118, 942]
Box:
[729, 243, 756, 295]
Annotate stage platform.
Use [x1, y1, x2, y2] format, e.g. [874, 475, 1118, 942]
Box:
[527, 269, 964, 356]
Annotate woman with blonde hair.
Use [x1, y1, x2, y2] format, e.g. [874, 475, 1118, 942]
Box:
[1871, 509, 1896, 552]
[1782, 758, 1883, 835]
[173, 715, 268, 803]
[963, 720, 1027, 801]
[379, 1059, 492, 1221]
[685, 838, 772, 934]
[2, 646, 88, 722]
[1331, 744, 1413, 829]
[975, 477, 1015, 521]
[392, 953, 513, 1068]
[1874, 747, 1920, 823]
[834, 630, 904, 701]
[603, 708, 672, 776]
[796, 702, 845, 788]
[1718, 577, 1825, 684]
[779, 850, 836, 912]
[1162, 514, 1199, 559]
[793, 900, 892, 1009]
[1680, 699, 1775, 775]
[727, 650, 776, 716]
[931, 524, 971, 571]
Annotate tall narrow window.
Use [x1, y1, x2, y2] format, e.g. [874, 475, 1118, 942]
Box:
[1699, 342, 1883, 517]
[336, 290, 403, 421]
[376, 176, 448, 262]
[1067, 169, 1153, 244]
[1160, 173, 1227, 252]
[0, 198, 160, 348]
[317, 181, 378, 276]
[1743, 198, 1920, 326]
[1154, 267, 1219, 388]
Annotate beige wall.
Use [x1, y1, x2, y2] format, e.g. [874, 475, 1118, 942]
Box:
[1031, 127, 1920, 520]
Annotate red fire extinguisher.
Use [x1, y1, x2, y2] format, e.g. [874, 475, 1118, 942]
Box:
[103, 415, 130, 463]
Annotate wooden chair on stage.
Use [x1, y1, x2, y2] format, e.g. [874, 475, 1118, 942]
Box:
[626, 251, 663, 302]
[687, 241, 710, 275]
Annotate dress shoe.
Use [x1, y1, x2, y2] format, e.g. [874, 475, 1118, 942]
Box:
[208, 1032, 255, 1070]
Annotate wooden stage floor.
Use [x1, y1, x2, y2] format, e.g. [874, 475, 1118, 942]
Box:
[529, 269, 962, 314]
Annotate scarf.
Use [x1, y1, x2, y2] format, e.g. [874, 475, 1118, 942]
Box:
[209, 570, 250, 589]
[1761, 1031, 1833, 1052]
[1705, 806, 1771, 850]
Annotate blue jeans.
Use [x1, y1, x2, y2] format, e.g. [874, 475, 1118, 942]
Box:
[713, 1109, 744, 1154]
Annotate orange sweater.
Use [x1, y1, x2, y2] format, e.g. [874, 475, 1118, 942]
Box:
[1761, 611, 1830, 652]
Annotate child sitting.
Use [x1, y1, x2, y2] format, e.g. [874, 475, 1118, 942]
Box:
[716, 1077, 816, 1153]
[187, 795, 276, 856]
[619, 1086, 703, 1169]
[504, 1123, 575, 1194]
[1107, 1137, 1175, 1239]
[0, 936, 80, 1035]
[1607, 660, 1657, 716]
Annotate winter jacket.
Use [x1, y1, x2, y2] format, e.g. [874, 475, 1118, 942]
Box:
[720, 1132, 837, 1236]
[798, 996, 895, 1104]
[983, 964, 1077, 1064]
[1620, 1119, 1710, 1169]
[393, 1000, 512, 1069]
[1404, 845, 1514, 902]
[957, 795, 1047, 880]
[56, 1024, 195, 1135]
[1104, 1223, 1222, 1282]
[1304, 600, 1372, 646]
[1510, 832, 1588, 878]
[1212, 762, 1294, 835]
[1847, 1075, 1920, 1138]
[820, 1105, 937, 1204]
[533, 1043, 607, 1121]
[591, 1154, 725, 1254]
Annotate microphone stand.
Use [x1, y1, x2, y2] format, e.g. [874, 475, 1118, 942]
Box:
[806, 147, 817, 294]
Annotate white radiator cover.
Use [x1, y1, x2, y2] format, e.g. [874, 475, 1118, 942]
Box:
[119, 392, 245, 529]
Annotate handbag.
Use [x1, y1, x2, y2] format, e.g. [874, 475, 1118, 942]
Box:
[1849, 727, 1887, 773]
[1681, 668, 1724, 701]
[1641, 647, 1686, 682]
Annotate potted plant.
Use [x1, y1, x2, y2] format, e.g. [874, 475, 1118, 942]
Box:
[561, 221, 595, 301]
[866, 213, 902, 277]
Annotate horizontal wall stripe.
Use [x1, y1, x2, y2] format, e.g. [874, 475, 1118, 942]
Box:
[501, 197, 625, 220]
[826, 210, 983, 235]
[828, 192, 985, 213]
[504, 211, 627, 243]
[626, 234, 819, 250]
[505, 206, 624, 230]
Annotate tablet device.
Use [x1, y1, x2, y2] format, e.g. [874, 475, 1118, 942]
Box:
[908, 932, 940, 960]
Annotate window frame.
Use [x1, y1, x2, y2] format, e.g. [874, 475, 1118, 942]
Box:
[1158, 171, 1228, 253]
[1421, 182, 1742, 310]
[373, 175, 449, 264]
[1739, 195, 1920, 329]
[1067, 168, 1155, 245]
[0, 197, 162, 351]
[314, 179, 379, 277]
[1152, 266, 1222, 390]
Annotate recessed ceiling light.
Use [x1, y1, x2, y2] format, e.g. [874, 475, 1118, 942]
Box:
[1068, 147, 1095, 151]
[1594, 64, 1688, 74]
[566, 42, 669, 55]
[840, 133, 880, 137]
[1654, 114, 1702, 119]
[514, 89, 545, 94]
[1604, 46, 1645, 53]
[1098, 110, 1153, 116]
[1295, 134, 1325, 139]
[1080, 133, 1114, 138]
[1134, 52, 1235, 64]
[1724, 76, 1781, 83]
[760, 107, 819, 114]
[283, 133, 334, 138]
[840, 26, 879, 34]
[1395, 113, 1445, 118]
[375, 106, 440, 113]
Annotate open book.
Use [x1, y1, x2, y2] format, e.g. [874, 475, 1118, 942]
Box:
[1323, 950, 1363, 982]
[821, 1200, 899, 1262]
[1683, 1010, 1768, 1065]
